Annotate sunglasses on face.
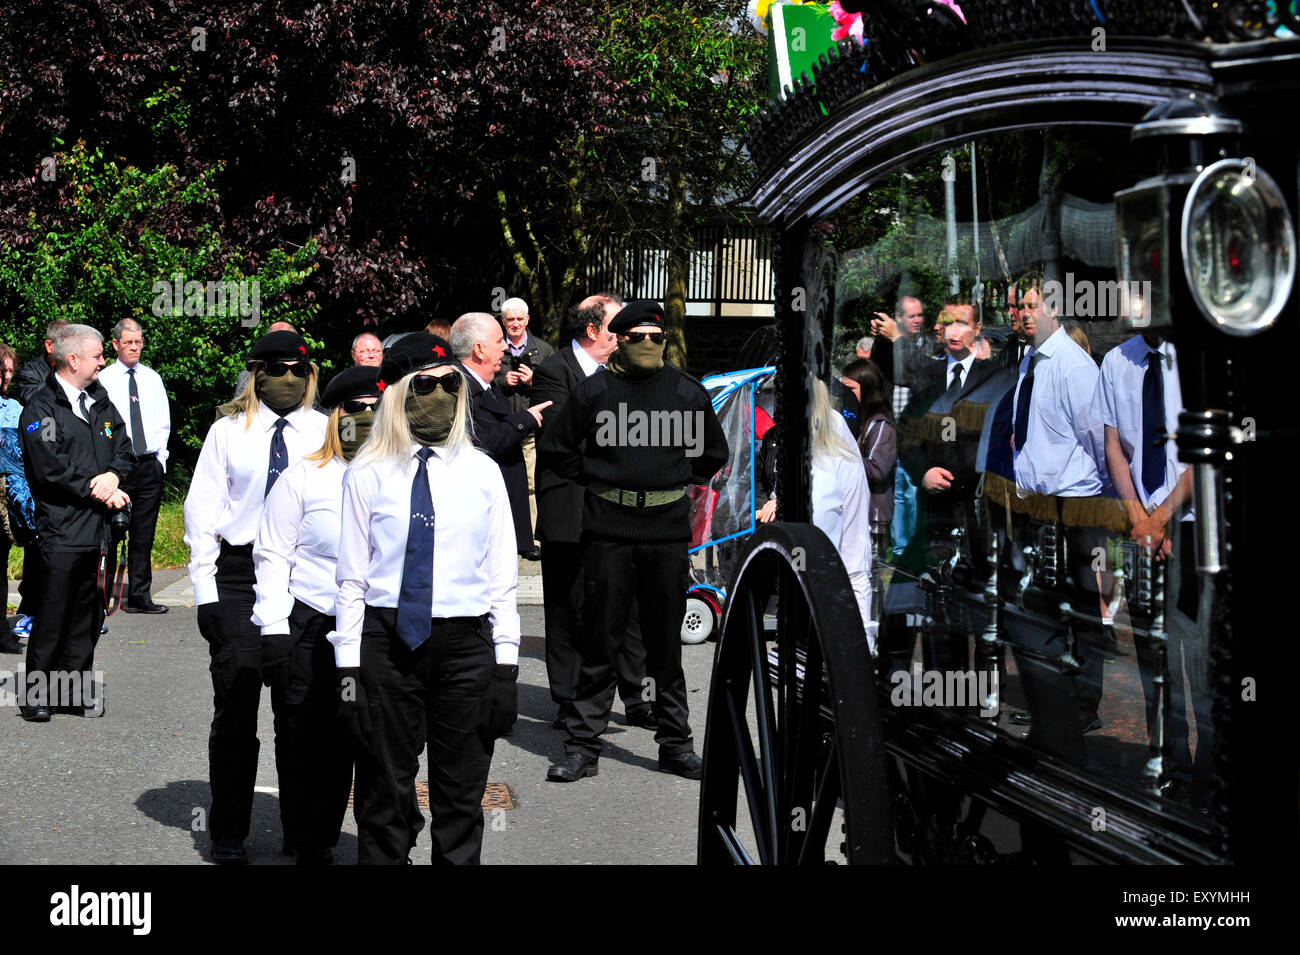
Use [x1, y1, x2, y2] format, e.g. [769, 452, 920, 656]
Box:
[410, 372, 461, 395]
[340, 398, 379, 414]
[260, 360, 311, 378]
[621, 331, 665, 345]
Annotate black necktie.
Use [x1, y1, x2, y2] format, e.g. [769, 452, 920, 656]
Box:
[78, 391, 90, 423]
[265, 418, 288, 497]
[397, 448, 436, 650]
[948, 363, 964, 393]
[1013, 354, 1038, 450]
[127, 367, 146, 455]
[1142, 351, 1167, 497]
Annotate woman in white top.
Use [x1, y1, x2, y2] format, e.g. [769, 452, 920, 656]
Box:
[252, 365, 379, 865]
[183, 330, 327, 864]
[331, 333, 519, 865]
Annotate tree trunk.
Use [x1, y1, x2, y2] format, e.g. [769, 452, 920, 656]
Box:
[663, 158, 690, 370]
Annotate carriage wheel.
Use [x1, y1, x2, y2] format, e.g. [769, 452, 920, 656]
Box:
[697, 523, 893, 864]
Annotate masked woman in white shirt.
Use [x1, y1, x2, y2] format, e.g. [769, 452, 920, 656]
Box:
[184, 330, 327, 865]
[331, 333, 520, 866]
[251, 366, 379, 865]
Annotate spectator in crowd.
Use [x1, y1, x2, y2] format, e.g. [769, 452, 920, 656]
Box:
[539, 300, 727, 783]
[1065, 320, 1094, 359]
[531, 294, 654, 733]
[99, 318, 171, 614]
[841, 357, 897, 549]
[253, 365, 380, 865]
[185, 329, 326, 863]
[350, 332, 384, 368]
[495, 297, 554, 549]
[855, 335, 874, 360]
[333, 334, 519, 864]
[999, 285, 1032, 370]
[18, 325, 133, 721]
[424, 318, 452, 339]
[450, 312, 551, 559]
[13, 319, 69, 405]
[0, 342, 28, 654]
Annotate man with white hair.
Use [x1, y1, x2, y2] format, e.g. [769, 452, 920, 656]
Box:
[18, 324, 134, 721]
[349, 332, 383, 367]
[451, 312, 552, 558]
[495, 298, 554, 557]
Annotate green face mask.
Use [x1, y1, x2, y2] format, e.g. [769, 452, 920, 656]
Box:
[607, 337, 665, 378]
[255, 370, 307, 413]
[338, 408, 375, 461]
[405, 387, 458, 446]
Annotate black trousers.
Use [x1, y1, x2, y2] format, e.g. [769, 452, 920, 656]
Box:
[0, 528, 14, 640]
[565, 539, 692, 758]
[353, 607, 495, 865]
[122, 455, 164, 603]
[18, 540, 43, 617]
[540, 540, 649, 714]
[265, 598, 353, 852]
[24, 547, 105, 708]
[206, 542, 264, 845]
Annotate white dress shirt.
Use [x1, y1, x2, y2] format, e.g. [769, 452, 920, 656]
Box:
[252, 456, 346, 635]
[465, 365, 491, 391]
[570, 339, 603, 378]
[184, 403, 328, 605]
[329, 442, 520, 668]
[1013, 325, 1106, 497]
[812, 413, 874, 652]
[55, 373, 91, 422]
[944, 352, 975, 390]
[99, 360, 171, 469]
[1094, 336, 1190, 519]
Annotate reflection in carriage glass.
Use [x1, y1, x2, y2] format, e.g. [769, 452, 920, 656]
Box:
[811, 129, 1215, 823]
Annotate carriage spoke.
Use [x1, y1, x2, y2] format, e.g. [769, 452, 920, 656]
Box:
[748, 587, 782, 861]
[724, 671, 773, 864]
[798, 736, 841, 865]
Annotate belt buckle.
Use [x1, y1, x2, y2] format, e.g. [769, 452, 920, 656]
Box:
[636, 490, 646, 508]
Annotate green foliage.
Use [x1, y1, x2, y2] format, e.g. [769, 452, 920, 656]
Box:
[0, 141, 319, 453]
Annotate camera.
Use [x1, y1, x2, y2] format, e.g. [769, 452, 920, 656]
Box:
[505, 353, 525, 371]
[110, 502, 132, 540]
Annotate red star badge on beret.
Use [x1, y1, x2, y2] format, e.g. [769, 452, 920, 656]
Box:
[433, 345, 445, 357]
[299, 345, 307, 355]
[377, 379, 387, 392]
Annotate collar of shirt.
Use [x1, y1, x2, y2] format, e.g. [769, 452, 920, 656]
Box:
[945, 353, 975, 377]
[571, 339, 603, 377]
[255, 400, 309, 434]
[1033, 325, 1070, 360]
[507, 334, 528, 356]
[465, 365, 491, 391]
[55, 372, 88, 414]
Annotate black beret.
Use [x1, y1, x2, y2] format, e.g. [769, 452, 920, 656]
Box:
[320, 366, 382, 408]
[376, 333, 458, 392]
[247, 330, 310, 366]
[608, 300, 664, 334]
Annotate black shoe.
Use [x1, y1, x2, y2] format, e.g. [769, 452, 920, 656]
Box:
[547, 753, 599, 782]
[521, 547, 542, 561]
[123, 600, 169, 614]
[626, 707, 659, 731]
[20, 704, 51, 722]
[0, 633, 21, 654]
[657, 751, 703, 780]
[1010, 712, 1032, 726]
[1080, 713, 1103, 734]
[211, 841, 248, 865]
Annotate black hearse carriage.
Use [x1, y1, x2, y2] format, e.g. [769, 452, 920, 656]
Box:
[697, 1, 1298, 864]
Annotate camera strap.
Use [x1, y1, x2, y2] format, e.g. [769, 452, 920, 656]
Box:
[98, 528, 130, 617]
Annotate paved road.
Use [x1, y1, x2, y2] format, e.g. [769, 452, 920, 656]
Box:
[0, 567, 717, 865]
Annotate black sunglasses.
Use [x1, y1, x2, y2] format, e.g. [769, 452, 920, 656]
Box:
[410, 372, 461, 395]
[340, 398, 379, 414]
[259, 360, 311, 378]
[621, 331, 665, 344]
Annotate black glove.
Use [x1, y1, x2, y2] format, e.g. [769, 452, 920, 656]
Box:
[482, 664, 519, 740]
[338, 667, 371, 748]
[261, 631, 293, 682]
[197, 602, 221, 644]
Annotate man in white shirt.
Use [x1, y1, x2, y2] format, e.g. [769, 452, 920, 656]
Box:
[99, 318, 171, 613]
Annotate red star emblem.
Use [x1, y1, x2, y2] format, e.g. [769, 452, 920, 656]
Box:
[299, 345, 307, 355]
[377, 379, 387, 392]
[433, 345, 445, 357]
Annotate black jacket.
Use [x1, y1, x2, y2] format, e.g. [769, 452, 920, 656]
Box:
[13, 354, 54, 406]
[467, 373, 537, 552]
[20, 374, 134, 551]
[531, 347, 587, 543]
[492, 331, 556, 413]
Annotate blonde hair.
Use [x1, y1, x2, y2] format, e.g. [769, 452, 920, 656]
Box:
[809, 377, 860, 462]
[351, 367, 476, 469]
[305, 406, 345, 467]
[226, 362, 320, 428]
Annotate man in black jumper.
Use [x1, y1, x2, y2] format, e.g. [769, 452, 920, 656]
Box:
[532, 294, 653, 732]
[539, 300, 728, 781]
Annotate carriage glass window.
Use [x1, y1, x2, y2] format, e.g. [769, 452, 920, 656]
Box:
[808, 128, 1216, 825]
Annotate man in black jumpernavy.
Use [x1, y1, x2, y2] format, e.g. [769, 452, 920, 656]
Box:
[539, 300, 728, 782]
